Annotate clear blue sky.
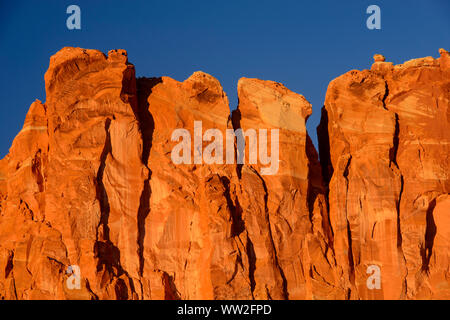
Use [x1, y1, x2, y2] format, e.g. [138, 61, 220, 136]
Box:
[0, 0, 449, 158]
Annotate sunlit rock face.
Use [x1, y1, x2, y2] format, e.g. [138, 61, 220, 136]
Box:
[137, 73, 337, 300]
[317, 49, 450, 299]
[0, 47, 448, 300]
[234, 78, 340, 300]
[0, 48, 148, 299]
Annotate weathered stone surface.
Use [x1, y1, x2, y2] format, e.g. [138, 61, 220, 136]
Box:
[318, 49, 450, 299]
[0, 47, 148, 299]
[0, 47, 448, 300]
[0, 47, 335, 300]
[135, 74, 337, 299]
[136, 72, 248, 300]
[374, 54, 386, 62]
[233, 78, 340, 299]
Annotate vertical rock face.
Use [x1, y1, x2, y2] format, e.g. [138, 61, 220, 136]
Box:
[136, 72, 247, 299]
[0, 48, 148, 299]
[136, 74, 337, 299]
[0, 47, 335, 300]
[43, 48, 148, 300]
[0, 47, 448, 300]
[318, 49, 450, 299]
[233, 78, 340, 299]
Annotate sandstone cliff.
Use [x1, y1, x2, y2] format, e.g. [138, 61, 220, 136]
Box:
[0, 47, 448, 299]
[318, 49, 450, 299]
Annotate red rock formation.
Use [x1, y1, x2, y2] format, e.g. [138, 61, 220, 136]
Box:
[318, 49, 450, 299]
[0, 47, 448, 300]
[136, 72, 247, 299]
[135, 74, 338, 299]
[0, 48, 148, 299]
[233, 78, 340, 299]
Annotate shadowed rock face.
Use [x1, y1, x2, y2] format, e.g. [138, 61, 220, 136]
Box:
[0, 47, 448, 300]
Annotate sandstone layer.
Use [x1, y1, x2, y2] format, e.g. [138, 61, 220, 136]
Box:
[0, 47, 448, 300]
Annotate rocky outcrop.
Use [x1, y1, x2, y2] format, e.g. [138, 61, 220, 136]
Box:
[233, 78, 339, 299]
[0, 48, 148, 299]
[318, 49, 450, 299]
[135, 74, 339, 299]
[0, 47, 448, 300]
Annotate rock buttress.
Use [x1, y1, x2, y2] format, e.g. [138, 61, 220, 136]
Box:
[317, 49, 450, 299]
[232, 78, 341, 299]
[0, 47, 148, 299]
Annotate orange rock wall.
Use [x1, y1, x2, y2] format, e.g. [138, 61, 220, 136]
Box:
[318, 50, 450, 299]
[0, 47, 448, 299]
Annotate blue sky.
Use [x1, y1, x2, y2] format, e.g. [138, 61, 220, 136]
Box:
[0, 0, 449, 158]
